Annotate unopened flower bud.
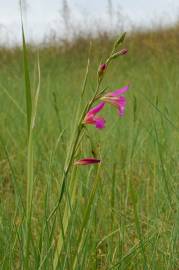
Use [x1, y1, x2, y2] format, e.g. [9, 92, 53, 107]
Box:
[118, 48, 128, 55]
[110, 48, 128, 60]
[74, 158, 101, 165]
[98, 63, 107, 78]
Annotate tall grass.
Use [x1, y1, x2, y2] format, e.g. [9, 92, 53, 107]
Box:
[0, 24, 178, 270]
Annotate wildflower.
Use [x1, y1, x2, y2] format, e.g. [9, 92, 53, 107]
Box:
[83, 102, 105, 129]
[74, 158, 101, 165]
[98, 63, 107, 78]
[100, 85, 129, 117]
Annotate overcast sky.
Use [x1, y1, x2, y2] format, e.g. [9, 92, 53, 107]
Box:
[0, 0, 179, 44]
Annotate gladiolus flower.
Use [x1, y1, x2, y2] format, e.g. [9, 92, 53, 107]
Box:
[100, 85, 129, 117]
[74, 158, 101, 165]
[83, 102, 105, 129]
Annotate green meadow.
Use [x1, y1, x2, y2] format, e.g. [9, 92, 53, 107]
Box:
[0, 27, 178, 269]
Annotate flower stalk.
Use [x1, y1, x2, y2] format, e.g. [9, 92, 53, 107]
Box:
[52, 32, 128, 269]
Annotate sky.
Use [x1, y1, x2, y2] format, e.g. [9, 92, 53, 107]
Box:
[0, 0, 179, 45]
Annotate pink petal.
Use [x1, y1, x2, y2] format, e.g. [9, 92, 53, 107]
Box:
[88, 102, 105, 115]
[95, 118, 105, 129]
[112, 85, 129, 96]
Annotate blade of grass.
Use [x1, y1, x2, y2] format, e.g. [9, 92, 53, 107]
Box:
[21, 19, 32, 135]
[20, 6, 33, 266]
[20, 12, 41, 266]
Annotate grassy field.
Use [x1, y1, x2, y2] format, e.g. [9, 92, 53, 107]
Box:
[0, 27, 179, 269]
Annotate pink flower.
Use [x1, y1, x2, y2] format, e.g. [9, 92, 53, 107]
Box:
[100, 85, 129, 117]
[74, 158, 101, 165]
[83, 102, 105, 129]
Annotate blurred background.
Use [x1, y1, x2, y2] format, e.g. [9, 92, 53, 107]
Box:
[0, 0, 179, 45]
